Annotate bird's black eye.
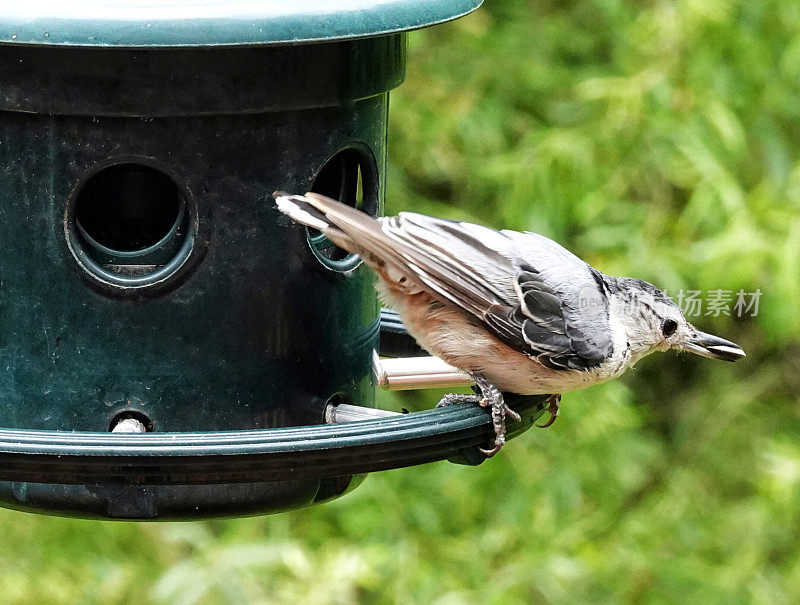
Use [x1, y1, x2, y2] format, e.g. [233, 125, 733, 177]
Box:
[662, 319, 678, 337]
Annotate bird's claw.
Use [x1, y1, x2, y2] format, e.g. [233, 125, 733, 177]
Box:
[436, 386, 520, 422]
[470, 374, 520, 457]
[476, 396, 521, 423]
[436, 376, 521, 457]
[436, 393, 480, 408]
[536, 394, 561, 428]
[478, 434, 505, 457]
[501, 402, 522, 423]
[436, 390, 505, 456]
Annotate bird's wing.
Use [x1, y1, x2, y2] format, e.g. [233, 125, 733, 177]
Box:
[380, 213, 614, 371]
[283, 193, 614, 370]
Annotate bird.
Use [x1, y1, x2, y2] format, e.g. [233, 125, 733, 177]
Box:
[274, 191, 746, 456]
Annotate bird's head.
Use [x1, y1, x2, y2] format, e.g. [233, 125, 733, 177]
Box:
[611, 278, 745, 364]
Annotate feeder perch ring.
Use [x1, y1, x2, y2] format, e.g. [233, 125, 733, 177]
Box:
[0, 311, 546, 487]
[0, 0, 523, 519]
[0, 400, 545, 486]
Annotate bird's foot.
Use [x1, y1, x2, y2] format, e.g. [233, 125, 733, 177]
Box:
[435, 393, 480, 408]
[471, 375, 521, 422]
[536, 394, 561, 428]
[470, 374, 520, 457]
[435, 376, 521, 457]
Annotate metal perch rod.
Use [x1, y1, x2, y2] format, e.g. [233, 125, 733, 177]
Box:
[372, 351, 473, 390]
[326, 352, 475, 423]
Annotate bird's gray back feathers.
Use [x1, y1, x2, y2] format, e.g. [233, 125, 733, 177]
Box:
[276, 193, 614, 371]
[382, 212, 615, 370]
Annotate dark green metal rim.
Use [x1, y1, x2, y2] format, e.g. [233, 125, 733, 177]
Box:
[0, 0, 483, 48]
[0, 399, 544, 485]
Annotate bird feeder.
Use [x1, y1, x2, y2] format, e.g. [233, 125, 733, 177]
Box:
[0, 0, 545, 520]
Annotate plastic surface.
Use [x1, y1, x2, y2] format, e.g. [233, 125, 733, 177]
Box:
[0, 37, 405, 116]
[0, 309, 546, 519]
[0, 0, 482, 47]
[0, 401, 545, 481]
[0, 0, 493, 519]
[0, 35, 400, 518]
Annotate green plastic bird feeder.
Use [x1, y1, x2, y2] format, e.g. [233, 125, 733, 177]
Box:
[0, 0, 545, 520]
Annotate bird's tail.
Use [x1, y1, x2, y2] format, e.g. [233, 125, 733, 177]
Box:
[273, 191, 386, 259]
[274, 191, 498, 315]
[273, 191, 335, 233]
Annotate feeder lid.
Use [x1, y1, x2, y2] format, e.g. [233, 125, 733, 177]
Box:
[0, 0, 482, 47]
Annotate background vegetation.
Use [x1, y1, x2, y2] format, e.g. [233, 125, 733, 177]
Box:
[1, 0, 798, 602]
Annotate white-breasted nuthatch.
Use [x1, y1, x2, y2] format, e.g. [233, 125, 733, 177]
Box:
[274, 192, 745, 456]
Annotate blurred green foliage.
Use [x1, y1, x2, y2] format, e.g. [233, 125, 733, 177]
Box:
[2, 0, 799, 602]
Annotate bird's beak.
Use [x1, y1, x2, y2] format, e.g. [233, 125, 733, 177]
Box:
[682, 331, 746, 362]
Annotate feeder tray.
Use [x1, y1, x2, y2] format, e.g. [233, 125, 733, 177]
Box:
[0, 0, 544, 520]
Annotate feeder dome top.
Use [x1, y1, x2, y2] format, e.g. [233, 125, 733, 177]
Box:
[0, 0, 482, 47]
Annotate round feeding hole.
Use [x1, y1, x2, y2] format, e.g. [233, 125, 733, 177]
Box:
[75, 164, 182, 252]
[66, 162, 196, 291]
[307, 148, 377, 271]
